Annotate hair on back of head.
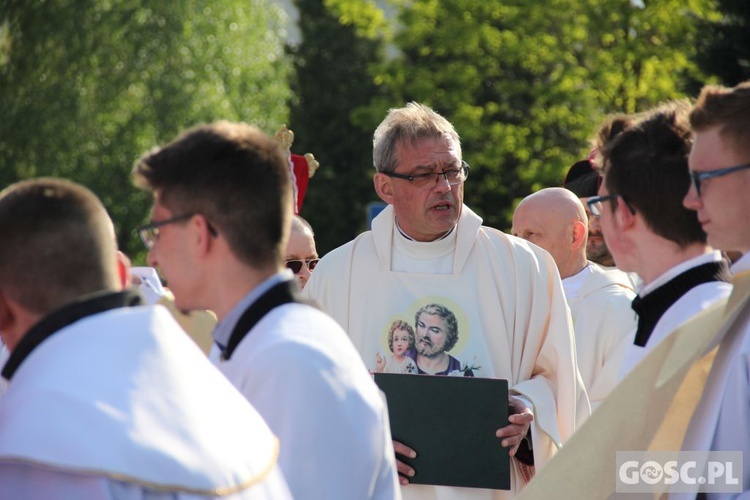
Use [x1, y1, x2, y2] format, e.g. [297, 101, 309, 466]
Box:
[0, 178, 119, 314]
[133, 121, 293, 269]
[690, 81, 750, 158]
[597, 100, 705, 247]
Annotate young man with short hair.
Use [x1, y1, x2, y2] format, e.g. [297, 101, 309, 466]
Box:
[134, 121, 400, 500]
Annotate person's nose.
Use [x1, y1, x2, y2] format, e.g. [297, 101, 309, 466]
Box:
[299, 265, 312, 281]
[683, 182, 702, 211]
[433, 172, 452, 193]
[147, 248, 158, 269]
[589, 215, 601, 233]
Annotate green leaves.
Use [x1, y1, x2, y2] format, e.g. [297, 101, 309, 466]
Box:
[1, 0, 292, 262]
[346, 0, 714, 231]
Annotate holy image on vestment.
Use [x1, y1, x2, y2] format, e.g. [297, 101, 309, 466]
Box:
[373, 300, 479, 377]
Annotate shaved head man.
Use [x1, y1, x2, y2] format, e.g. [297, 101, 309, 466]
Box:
[512, 188, 588, 279]
[513, 187, 636, 408]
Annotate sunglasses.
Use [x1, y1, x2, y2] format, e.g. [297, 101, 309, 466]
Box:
[285, 258, 320, 274]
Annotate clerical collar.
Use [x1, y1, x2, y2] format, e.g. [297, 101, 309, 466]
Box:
[212, 272, 292, 351]
[631, 260, 730, 347]
[2, 290, 143, 381]
[395, 219, 455, 242]
[220, 278, 303, 361]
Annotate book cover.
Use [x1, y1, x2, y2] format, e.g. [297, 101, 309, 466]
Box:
[374, 373, 510, 490]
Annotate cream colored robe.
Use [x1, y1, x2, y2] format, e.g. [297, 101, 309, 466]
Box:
[304, 205, 590, 499]
[565, 263, 636, 409]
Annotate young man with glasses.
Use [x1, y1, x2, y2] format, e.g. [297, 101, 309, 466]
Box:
[519, 83, 750, 500]
[678, 81, 750, 486]
[303, 102, 590, 498]
[133, 121, 400, 500]
[590, 100, 732, 379]
[284, 215, 319, 290]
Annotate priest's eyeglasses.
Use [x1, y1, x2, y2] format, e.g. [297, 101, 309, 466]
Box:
[689, 162, 750, 196]
[383, 161, 470, 188]
[285, 259, 320, 274]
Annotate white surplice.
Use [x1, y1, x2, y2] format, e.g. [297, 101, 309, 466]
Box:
[0, 304, 290, 499]
[562, 262, 636, 409]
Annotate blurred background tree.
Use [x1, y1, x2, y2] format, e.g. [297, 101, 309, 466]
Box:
[691, 0, 750, 88]
[0, 0, 291, 262]
[3, 0, 741, 260]
[285, 0, 387, 254]
[327, 0, 713, 232]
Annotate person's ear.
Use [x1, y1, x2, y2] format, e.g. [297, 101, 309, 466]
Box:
[615, 199, 636, 230]
[192, 214, 215, 255]
[374, 173, 394, 205]
[116, 251, 132, 289]
[0, 292, 24, 351]
[571, 221, 587, 251]
[0, 293, 11, 334]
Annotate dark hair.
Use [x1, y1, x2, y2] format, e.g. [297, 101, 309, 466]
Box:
[690, 81, 750, 158]
[0, 178, 119, 313]
[134, 121, 292, 268]
[598, 101, 706, 247]
[414, 303, 459, 352]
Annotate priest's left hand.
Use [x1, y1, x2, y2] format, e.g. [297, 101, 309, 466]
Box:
[495, 396, 534, 457]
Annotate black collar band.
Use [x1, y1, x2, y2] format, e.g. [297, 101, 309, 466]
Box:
[631, 260, 730, 347]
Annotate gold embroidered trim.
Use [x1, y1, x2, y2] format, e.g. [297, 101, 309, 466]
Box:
[0, 436, 280, 496]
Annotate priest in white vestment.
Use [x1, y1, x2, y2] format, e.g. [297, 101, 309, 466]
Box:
[304, 103, 590, 500]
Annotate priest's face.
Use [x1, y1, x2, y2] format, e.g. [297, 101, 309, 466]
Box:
[415, 312, 449, 357]
[376, 136, 463, 242]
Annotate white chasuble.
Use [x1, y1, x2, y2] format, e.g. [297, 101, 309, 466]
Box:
[305, 205, 590, 499]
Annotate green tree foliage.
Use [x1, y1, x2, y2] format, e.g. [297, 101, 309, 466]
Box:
[286, 0, 386, 253]
[0, 0, 291, 261]
[329, 0, 712, 232]
[692, 0, 750, 86]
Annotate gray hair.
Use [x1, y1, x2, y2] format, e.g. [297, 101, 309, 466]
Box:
[372, 102, 461, 173]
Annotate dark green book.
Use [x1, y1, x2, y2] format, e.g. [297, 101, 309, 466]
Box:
[374, 373, 510, 490]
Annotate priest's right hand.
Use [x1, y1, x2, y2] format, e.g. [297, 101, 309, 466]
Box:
[393, 440, 416, 485]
